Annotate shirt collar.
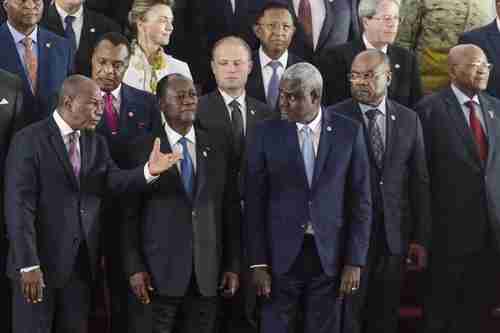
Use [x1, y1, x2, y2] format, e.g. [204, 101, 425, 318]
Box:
[362, 33, 388, 54]
[451, 84, 480, 107]
[358, 96, 388, 116]
[7, 22, 38, 44]
[218, 88, 246, 108]
[53, 110, 80, 137]
[162, 114, 196, 145]
[55, 3, 84, 21]
[101, 84, 122, 100]
[259, 46, 288, 69]
[296, 107, 322, 133]
[497, 17, 500, 32]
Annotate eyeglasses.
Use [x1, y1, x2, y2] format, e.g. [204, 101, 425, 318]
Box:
[257, 22, 294, 33]
[368, 15, 400, 24]
[347, 70, 387, 82]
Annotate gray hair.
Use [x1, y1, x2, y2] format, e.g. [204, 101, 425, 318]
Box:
[281, 62, 323, 99]
[358, 0, 400, 18]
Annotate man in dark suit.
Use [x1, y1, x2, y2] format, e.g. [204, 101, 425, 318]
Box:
[197, 35, 272, 333]
[279, 0, 360, 65]
[458, 2, 500, 99]
[40, 0, 121, 77]
[0, 69, 24, 333]
[85, 0, 133, 32]
[90, 32, 159, 333]
[319, 0, 423, 107]
[4, 75, 182, 333]
[416, 44, 500, 333]
[121, 74, 241, 333]
[245, 62, 372, 333]
[0, 0, 73, 128]
[328, 49, 431, 333]
[0, 0, 51, 24]
[247, 1, 303, 112]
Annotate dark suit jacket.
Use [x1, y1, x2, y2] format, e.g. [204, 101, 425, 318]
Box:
[121, 121, 241, 297]
[85, 0, 134, 32]
[0, 69, 24, 271]
[285, 0, 360, 65]
[319, 39, 423, 107]
[4, 116, 148, 288]
[246, 50, 303, 110]
[459, 21, 500, 99]
[416, 87, 500, 257]
[245, 111, 372, 276]
[328, 99, 431, 254]
[41, 4, 121, 77]
[0, 23, 73, 128]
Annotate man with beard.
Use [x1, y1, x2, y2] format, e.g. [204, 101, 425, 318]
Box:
[327, 49, 431, 333]
[122, 73, 241, 333]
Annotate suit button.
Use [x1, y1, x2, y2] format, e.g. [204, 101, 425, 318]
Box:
[379, 181, 384, 185]
[192, 211, 196, 217]
[80, 209, 85, 214]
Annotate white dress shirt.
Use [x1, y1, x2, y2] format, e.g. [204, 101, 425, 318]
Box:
[358, 97, 388, 145]
[55, 3, 84, 48]
[230, 0, 236, 13]
[162, 114, 197, 173]
[451, 84, 487, 132]
[259, 47, 288, 99]
[362, 33, 388, 54]
[218, 89, 247, 134]
[101, 84, 122, 114]
[292, 0, 326, 50]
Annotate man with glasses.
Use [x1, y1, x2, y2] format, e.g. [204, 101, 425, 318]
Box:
[415, 44, 500, 333]
[0, 0, 73, 128]
[247, 1, 303, 113]
[459, 0, 500, 99]
[319, 0, 422, 108]
[328, 49, 431, 333]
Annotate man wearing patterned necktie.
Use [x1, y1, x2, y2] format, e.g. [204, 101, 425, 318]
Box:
[416, 44, 500, 333]
[0, 0, 73, 129]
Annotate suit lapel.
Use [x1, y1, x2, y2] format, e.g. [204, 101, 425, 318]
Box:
[387, 45, 398, 98]
[48, 118, 79, 188]
[487, 25, 500, 67]
[478, 93, 497, 167]
[0, 25, 31, 92]
[311, 112, 334, 189]
[212, 91, 232, 126]
[79, 130, 89, 182]
[285, 121, 309, 188]
[382, 100, 396, 170]
[443, 88, 482, 166]
[249, 53, 266, 103]
[37, 29, 50, 97]
[316, 0, 335, 52]
[46, 5, 65, 36]
[193, 128, 209, 204]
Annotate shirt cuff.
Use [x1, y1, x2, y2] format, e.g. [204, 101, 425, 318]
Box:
[20, 265, 40, 273]
[144, 163, 159, 183]
[250, 264, 268, 269]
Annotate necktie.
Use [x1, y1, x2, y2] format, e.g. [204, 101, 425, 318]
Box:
[298, 0, 313, 47]
[267, 61, 281, 108]
[22, 37, 37, 94]
[366, 109, 385, 168]
[178, 137, 194, 198]
[67, 131, 80, 179]
[301, 126, 315, 187]
[64, 15, 77, 51]
[465, 101, 488, 162]
[104, 93, 119, 134]
[229, 99, 244, 157]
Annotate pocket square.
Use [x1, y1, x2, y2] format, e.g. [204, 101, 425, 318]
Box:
[0, 98, 8, 105]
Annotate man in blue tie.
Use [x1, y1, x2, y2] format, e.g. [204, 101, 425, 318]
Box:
[245, 62, 372, 333]
[122, 73, 241, 333]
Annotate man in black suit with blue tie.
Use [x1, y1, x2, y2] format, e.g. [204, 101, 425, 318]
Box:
[4, 75, 182, 333]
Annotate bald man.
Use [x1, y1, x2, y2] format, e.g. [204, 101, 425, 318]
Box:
[415, 44, 500, 333]
[4, 75, 181, 333]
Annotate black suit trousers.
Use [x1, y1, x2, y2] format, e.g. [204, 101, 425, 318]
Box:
[343, 214, 404, 333]
[11, 244, 92, 333]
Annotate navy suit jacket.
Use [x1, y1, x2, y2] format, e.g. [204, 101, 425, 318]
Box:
[328, 99, 431, 254]
[245, 111, 372, 276]
[0, 23, 73, 129]
[459, 21, 500, 99]
[4, 116, 147, 287]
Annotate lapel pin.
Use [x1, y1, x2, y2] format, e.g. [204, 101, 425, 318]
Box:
[0, 98, 9, 105]
[90, 28, 96, 33]
[326, 126, 333, 132]
[391, 114, 396, 121]
[203, 150, 208, 157]
[489, 111, 494, 119]
[394, 64, 400, 69]
[45, 42, 51, 48]
[250, 109, 256, 116]
[128, 112, 134, 118]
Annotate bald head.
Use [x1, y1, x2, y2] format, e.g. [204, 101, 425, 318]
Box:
[350, 50, 391, 106]
[448, 44, 490, 97]
[58, 75, 103, 130]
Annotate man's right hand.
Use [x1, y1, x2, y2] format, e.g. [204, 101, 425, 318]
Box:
[20, 268, 45, 303]
[130, 271, 154, 304]
[252, 266, 271, 298]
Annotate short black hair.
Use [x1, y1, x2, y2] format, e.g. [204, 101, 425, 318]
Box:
[254, 1, 293, 24]
[93, 32, 131, 57]
[156, 73, 190, 100]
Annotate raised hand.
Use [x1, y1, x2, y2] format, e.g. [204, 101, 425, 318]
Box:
[148, 138, 182, 176]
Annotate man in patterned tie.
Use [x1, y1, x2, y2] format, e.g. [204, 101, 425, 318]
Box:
[416, 44, 500, 333]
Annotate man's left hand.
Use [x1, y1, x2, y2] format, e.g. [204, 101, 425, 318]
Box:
[148, 138, 182, 176]
[219, 272, 239, 298]
[339, 265, 361, 297]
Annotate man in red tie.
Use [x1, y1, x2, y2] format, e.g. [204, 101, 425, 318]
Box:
[416, 44, 500, 333]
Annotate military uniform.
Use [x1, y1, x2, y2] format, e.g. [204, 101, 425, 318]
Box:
[396, 0, 495, 94]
